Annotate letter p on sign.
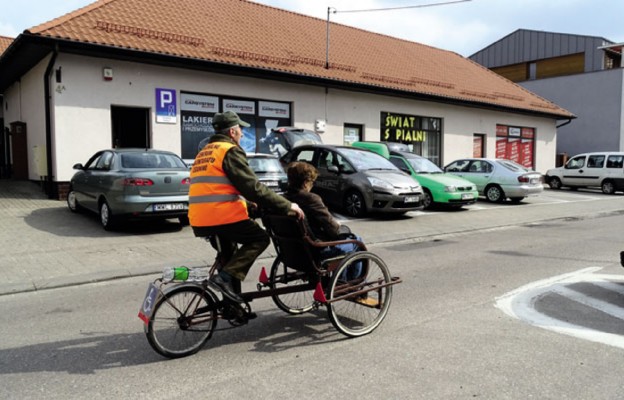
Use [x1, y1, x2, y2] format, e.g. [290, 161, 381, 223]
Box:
[155, 88, 177, 123]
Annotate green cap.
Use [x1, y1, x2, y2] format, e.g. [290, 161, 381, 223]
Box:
[212, 111, 250, 131]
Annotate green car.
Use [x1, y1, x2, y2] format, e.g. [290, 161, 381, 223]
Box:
[352, 142, 478, 209]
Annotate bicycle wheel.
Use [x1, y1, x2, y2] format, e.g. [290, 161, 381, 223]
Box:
[269, 257, 316, 314]
[146, 285, 218, 358]
[327, 251, 393, 337]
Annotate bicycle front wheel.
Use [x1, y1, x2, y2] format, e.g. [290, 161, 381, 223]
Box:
[327, 252, 393, 337]
[146, 285, 217, 358]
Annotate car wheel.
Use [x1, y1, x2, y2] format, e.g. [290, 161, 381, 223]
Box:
[601, 180, 615, 194]
[510, 197, 524, 203]
[485, 185, 505, 203]
[99, 200, 117, 230]
[422, 189, 434, 210]
[344, 190, 366, 218]
[67, 189, 80, 213]
[179, 215, 190, 226]
[548, 177, 562, 190]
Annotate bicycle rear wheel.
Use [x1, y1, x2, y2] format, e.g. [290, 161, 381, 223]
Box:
[146, 285, 217, 358]
[269, 257, 315, 314]
[327, 252, 393, 337]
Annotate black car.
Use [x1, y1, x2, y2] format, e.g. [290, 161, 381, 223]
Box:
[281, 144, 423, 217]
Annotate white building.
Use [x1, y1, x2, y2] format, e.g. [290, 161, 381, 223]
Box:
[0, 0, 573, 199]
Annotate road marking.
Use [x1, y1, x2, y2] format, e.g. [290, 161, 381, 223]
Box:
[495, 267, 624, 349]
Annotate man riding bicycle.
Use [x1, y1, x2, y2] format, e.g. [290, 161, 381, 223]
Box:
[188, 111, 304, 303]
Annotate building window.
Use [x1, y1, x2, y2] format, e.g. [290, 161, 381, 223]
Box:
[180, 92, 291, 159]
[380, 111, 442, 166]
[495, 125, 535, 169]
[343, 123, 363, 145]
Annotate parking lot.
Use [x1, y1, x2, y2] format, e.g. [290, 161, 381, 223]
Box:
[1, 181, 623, 295]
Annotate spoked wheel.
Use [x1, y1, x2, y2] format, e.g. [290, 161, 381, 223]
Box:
[269, 257, 315, 314]
[485, 184, 505, 203]
[99, 200, 117, 230]
[146, 285, 218, 358]
[67, 189, 81, 213]
[344, 190, 366, 217]
[326, 251, 392, 337]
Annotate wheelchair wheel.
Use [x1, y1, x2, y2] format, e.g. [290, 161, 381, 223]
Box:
[327, 251, 393, 337]
[269, 257, 316, 314]
[146, 285, 218, 358]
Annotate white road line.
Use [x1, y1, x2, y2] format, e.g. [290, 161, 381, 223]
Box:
[552, 284, 624, 319]
[495, 267, 624, 349]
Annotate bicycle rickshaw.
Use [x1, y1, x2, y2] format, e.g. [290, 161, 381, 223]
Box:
[138, 214, 402, 358]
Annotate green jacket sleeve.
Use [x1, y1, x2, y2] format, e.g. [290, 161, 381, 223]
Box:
[223, 145, 291, 214]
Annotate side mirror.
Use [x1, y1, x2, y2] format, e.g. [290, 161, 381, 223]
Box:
[73, 163, 84, 170]
[328, 165, 339, 173]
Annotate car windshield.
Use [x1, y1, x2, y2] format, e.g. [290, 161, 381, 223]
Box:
[340, 148, 397, 171]
[121, 153, 186, 169]
[405, 156, 443, 173]
[496, 159, 532, 172]
[248, 157, 284, 173]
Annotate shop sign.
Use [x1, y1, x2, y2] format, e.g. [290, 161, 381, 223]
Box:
[381, 111, 427, 143]
[155, 88, 177, 123]
[259, 101, 290, 118]
[181, 93, 219, 113]
[224, 99, 255, 115]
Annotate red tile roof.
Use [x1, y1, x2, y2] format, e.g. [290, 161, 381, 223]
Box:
[0, 36, 13, 55]
[25, 0, 573, 118]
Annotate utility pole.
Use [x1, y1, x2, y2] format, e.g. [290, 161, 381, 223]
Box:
[325, 0, 471, 69]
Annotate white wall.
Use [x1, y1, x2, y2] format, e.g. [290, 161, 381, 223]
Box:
[3, 55, 49, 178]
[5, 52, 559, 181]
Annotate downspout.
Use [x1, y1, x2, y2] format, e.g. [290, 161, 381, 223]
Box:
[44, 45, 58, 199]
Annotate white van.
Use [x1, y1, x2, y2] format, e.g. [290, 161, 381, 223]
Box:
[545, 152, 624, 194]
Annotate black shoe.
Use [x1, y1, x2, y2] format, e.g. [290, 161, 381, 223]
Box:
[209, 274, 243, 303]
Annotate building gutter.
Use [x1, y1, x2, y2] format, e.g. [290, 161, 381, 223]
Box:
[556, 118, 573, 129]
[43, 45, 58, 199]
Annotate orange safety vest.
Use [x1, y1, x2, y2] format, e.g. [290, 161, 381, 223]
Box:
[188, 142, 248, 226]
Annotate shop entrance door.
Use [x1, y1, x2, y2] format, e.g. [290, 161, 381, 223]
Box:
[473, 134, 485, 158]
[10, 121, 28, 179]
[111, 106, 150, 148]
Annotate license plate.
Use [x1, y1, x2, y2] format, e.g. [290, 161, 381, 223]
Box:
[404, 195, 420, 203]
[461, 193, 474, 200]
[264, 181, 278, 187]
[153, 203, 185, 211]
[138, 282, 159, 325]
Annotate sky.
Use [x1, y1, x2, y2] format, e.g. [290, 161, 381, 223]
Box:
[1, 0, 622, 57]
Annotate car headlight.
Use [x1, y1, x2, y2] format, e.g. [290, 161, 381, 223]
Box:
[367, 177, 394, 191]
[444, 185, 457, 192]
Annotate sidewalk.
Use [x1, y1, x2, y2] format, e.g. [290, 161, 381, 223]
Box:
[1, 179, 622, 295]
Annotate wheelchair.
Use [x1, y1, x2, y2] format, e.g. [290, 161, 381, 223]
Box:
[139, 214, 402, 358]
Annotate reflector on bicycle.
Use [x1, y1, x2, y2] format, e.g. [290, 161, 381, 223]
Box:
[313, 282, 327, 303]
[138, 282, 159, 325]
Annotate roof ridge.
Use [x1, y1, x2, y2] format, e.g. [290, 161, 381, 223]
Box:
[26, 0, 117, 34]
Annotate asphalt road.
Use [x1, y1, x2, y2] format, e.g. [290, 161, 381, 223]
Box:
[1, 190, 624, 399]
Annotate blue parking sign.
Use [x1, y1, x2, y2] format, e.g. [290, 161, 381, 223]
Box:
[156, 88, 177, 123]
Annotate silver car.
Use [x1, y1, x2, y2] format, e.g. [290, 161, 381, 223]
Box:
[443, 158, 543, 203]
[281, 144, 423, 217]
[247, 153, 288, 194]
[67, 149, 190, 230]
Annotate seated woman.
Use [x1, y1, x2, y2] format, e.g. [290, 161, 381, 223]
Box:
[284, 161, 363, 280]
